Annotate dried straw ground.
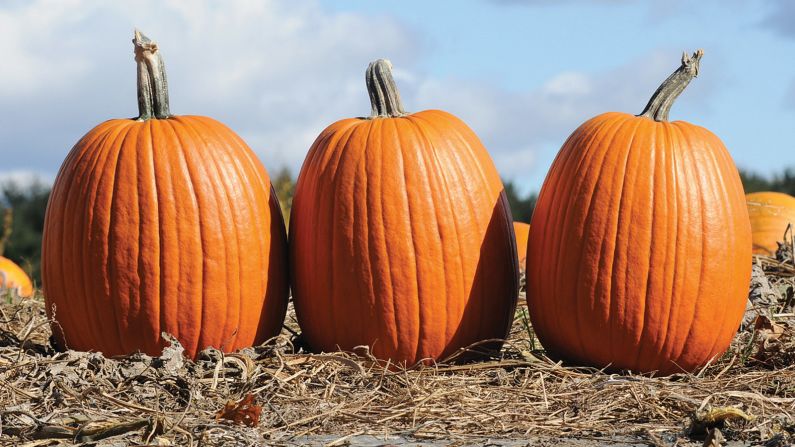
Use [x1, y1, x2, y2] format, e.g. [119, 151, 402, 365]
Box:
[1, 251, 794, 446]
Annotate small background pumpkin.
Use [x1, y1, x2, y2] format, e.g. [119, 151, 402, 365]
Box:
[0, 256, 33, 298]
[746, 191, 795, 256]
[513, 222, 530, 268]
[0, 209, 33, 298]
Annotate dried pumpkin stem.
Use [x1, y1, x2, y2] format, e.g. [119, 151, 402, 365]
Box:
[133, 30, 171, 121]
[638, 49, 703, 122]
[366, 59, 407, 118]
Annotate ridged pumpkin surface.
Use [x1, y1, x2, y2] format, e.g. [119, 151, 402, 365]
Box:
[513, 222, 530, 267]
[290, 108, 519, 365]
[527, 111, 752, 374]
[746, 191, 795, 256]
[0, 256, 33, 297]
[42, 116, 289, 358]
[527, 52, 752, 374]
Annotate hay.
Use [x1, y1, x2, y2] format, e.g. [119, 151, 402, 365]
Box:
[1, 255, 794, 446]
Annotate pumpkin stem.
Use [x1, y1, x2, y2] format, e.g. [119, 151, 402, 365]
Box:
[366, 59, 407, 118]
[638, 49, 703, 122]
[133, 30, 171, 121]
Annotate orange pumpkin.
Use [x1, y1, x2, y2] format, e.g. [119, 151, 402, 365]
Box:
[527, 50, 751, 374]
[289, 59, 518, 365]
[746, 191, 795, 256]
[41, 31, 288, 358]
[513, 222, 530, 267]
[0, 256, 33, 298]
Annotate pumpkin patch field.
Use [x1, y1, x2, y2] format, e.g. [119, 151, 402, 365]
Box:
[1, 255, 794, 446]
[3, 2, 795, 446]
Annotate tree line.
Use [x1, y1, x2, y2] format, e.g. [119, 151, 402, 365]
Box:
[2, 168, 793, 284]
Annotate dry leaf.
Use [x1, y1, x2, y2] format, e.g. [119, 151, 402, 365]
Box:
[750, 315, 792, 366]
[703, 427, 725, 447]
[158, 332, 185, 374]
[754, 315, 786, 339]
[215, 394, 262, 427]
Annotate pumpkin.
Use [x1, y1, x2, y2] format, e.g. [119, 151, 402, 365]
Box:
[526, 50, 752, 375]
[289, 59, 518, 365]
[746, 191, 795, 256]
[513, 222, 530, 267]
[0, 256, 33, 298]
[41, 31, 288, 359]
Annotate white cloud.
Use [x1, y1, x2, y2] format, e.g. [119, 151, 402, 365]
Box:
[404, 49, 711, 181]
[542, 72, 593, 97]
[0, 1, 93, 97]
[0, 1, 713, 192]
[0, 0, 415, 177]
[0, 170, 53, 187]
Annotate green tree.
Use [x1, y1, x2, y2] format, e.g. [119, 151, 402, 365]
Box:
[772, 168, 795, 196]
[0, 180, 50, 284]
[272, 167, 296, 227]
[740, 169, 773, 193]
[741, 168, 795, 196]
[0, 208, 12, 256]
[503, 180, 537, 223]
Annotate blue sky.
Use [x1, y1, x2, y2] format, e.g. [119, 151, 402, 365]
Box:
[1, 0, 793, 194]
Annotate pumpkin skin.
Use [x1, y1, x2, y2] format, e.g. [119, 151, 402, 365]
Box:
[41, 32, 288, 359]
[0, 256, 33, 298]
[527, 51, 752, 375]
[513, 222, 530, 267]
[289, 60, 518, 365]
[746, 191, 795, 256]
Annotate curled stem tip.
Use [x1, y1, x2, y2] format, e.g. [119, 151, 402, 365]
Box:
[133, 29, 171, 120]
[638, 49, 704, 122]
